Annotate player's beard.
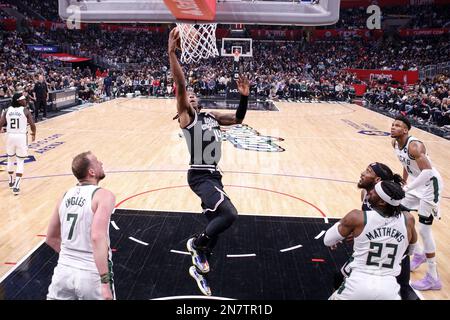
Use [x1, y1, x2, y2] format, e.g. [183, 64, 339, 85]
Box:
[97, 171, 106, 181]
[357, 180, 374, 190]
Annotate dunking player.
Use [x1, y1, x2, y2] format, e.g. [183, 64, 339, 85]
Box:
[391, 116, 443, 291]
[334, 163, 415, 299]
[0, 92, 36, 195]
[325, 179, 417, 300]
[168, 28, 249, 296]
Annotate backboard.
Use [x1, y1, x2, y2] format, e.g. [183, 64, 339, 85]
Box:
[221, 38, 253, 58]
[59, 0, 340, 26]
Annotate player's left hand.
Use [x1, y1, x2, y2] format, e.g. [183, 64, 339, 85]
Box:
[237, 75, 250, 96]
[0, 127, 5, 133]
[329, 240, 343, 250]
[168, 28, 181, 53]
[101, 283, 113, 300]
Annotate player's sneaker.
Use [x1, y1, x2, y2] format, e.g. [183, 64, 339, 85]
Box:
[189, 266, 211, 296]
[186, 237, 210, 274]
[410, 253, 426, 271]
[9, 182, 14, 189]
[13, 187, 20, 195]
[411, 273, 442, 291]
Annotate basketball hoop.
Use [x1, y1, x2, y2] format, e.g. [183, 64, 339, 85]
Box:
[176, 23, 219, 64]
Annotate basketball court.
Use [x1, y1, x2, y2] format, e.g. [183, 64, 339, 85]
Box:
[0, 98, 449, 299]
[0, 0, 449, 300]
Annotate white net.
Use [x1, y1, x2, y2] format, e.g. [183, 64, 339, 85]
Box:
[176, 23, 219, 64]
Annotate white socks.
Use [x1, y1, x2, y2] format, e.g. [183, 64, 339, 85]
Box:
[13, 177, 21, 189]
[427, 257, 438, 280]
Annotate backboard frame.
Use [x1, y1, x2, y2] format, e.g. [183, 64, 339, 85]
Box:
[221, 38, 253, 58]
[59, 0, 340, 26]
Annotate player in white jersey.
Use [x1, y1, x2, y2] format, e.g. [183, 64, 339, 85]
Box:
[46, 151, 116, 300]
[0, 93, 36, 195]
[324, 180, 417, 300]
[391, 116, 443, 291]
[334, 162, 416, 300]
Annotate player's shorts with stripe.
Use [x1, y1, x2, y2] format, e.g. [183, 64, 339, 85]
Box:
[188, 168, 230, 214]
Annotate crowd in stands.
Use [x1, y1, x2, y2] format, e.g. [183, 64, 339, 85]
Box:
[43, 28, 168, 65]
[1, 31, 47, 98]
[7, 1, 450, 28]
[39, 23, 450, 71]
[22, 0, 59, 21]
[1, 28, 449, 127]
[379, 4, 450, 29]
[0, 1, 449, 132]
[364, 75, 450, 127]
[33, 21, 449, 75]
[330, 4, 450, 29]
[327, 6, 369, 29]
[0, 31, 102, 104]
[0, 9, 14, 20]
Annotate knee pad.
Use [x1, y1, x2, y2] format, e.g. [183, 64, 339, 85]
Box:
[418, 214, 433, 225]
[418, 222, 436, 254]
[16, 157, 25, 175]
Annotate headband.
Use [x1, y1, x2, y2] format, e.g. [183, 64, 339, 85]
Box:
[370, 162, 390, 180]
[374, 182, 401, 206]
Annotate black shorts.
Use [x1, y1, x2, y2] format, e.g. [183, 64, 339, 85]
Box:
[188, 169, 230, 213]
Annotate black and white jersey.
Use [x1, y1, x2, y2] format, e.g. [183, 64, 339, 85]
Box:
[182, 112, 222, 168]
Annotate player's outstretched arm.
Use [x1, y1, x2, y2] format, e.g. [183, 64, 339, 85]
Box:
[210, 75, 250, 125]
[168, 28, 194, 128]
